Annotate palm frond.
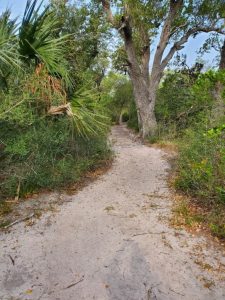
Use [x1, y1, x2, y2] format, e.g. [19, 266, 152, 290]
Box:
[19, 0, 71, 86]
[70, 87, 109, 138]
[0, 10, 20, 73]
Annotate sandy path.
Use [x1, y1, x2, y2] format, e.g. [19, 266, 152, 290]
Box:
[0, 125, 225, 300]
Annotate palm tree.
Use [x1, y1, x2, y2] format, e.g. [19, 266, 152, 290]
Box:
[19, 0, 70, 86]
[0, 10, 19, 91]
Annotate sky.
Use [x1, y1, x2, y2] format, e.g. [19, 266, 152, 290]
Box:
[0, 0, 49, 21]
[0, 0, 220, 68]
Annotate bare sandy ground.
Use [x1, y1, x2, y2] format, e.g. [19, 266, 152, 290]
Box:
[0, 125, 225, 300]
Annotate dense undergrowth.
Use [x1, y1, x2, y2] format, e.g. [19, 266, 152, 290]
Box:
[0, 116, 110, 200]
[155, 69, 225, 239]
[0, 1, 111, 209]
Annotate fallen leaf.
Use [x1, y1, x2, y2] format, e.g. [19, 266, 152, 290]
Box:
[25, 289, 33, 294]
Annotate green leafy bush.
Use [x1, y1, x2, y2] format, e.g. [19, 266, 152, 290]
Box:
[175, 124, 225, 204]
[156, 70, 219, 138]
[156, 68, 225, 238]
[0, 117, 110, 199]
[174, 123, 225, 238]
[0, 1, 111, 210]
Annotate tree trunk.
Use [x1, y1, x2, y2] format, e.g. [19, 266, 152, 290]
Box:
[212, 39, 225, 121]
[129, 71, 157, 138]
[219, 39, 225, 70]
[212, 82, 224, 121]
[140, 102, 157, 138]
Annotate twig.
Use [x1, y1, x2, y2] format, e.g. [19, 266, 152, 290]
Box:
[64, 276, 85, 289]
[8, 254, 15, 265]
[4, 213, 35, 229]
[107, 213, 130, 218]
[133, 231, 168, 237]
[169, 288, 184, 297]
[0, 99, 25, 117]
[133, 233, 150, 237]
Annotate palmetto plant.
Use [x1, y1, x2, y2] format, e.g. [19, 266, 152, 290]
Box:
[0, 11, 19, 90]
[19, 0, 70, 86]
[0, 0, 109, 138]
[18, 1, 109, 136]
[47, 84, 110, 137]
[70, 86, 110, 137]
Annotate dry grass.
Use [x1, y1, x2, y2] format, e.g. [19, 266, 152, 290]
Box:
[170, 193, 225, 244]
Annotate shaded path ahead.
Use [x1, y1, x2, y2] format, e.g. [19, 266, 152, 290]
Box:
[0, 125, 225, 300]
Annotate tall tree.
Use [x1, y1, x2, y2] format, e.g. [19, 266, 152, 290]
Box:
[50, 0, 110, 91]
[101, 0, 225, 137]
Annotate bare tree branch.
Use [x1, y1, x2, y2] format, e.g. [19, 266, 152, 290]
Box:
[161, 26, 225, 71]
[169, 22, 188, 38]
[101, 0, 116, 27]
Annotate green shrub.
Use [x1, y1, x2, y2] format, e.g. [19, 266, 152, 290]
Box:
[0, 68, 111, 202]
[0, 2, 112, 212]
[155, 69, 225, 239]
[175, 123, 225, 205]
[0, 117, 110, 199]
[155, 70, 220, 138]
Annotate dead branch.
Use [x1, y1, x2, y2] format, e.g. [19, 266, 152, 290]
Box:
[4, 213, 35, 229]
[132, 231, 168, 237]
[8, 254, 15, 265]
[161, 26, 224, 71]
[48, 103, 73, 116]
[64, 275, 85, 289]
[169, 287, 185, 297]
